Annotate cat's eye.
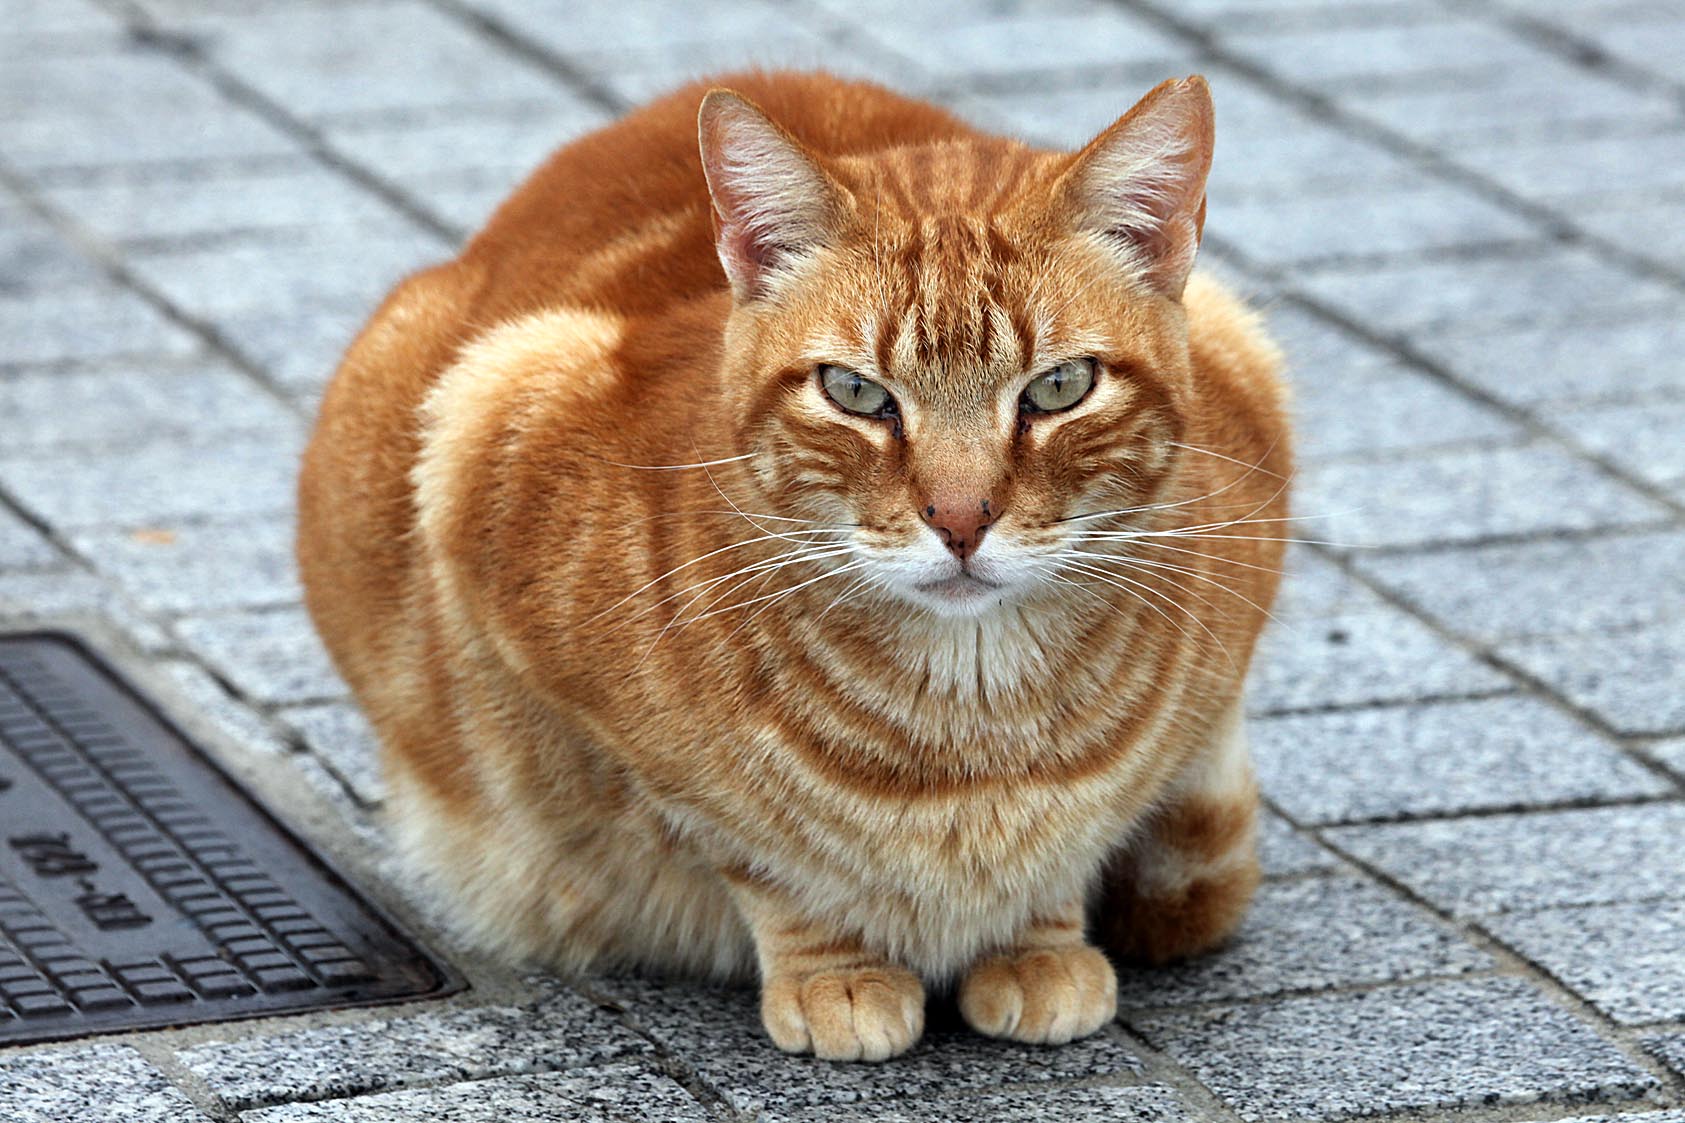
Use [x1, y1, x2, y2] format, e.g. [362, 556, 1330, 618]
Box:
[819, 364, 896, 418]
[1021, 358, 1097, 414]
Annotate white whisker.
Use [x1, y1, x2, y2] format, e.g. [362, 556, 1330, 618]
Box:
[596, 452, 757, 470]
[649, 544, 855, 624]
[1063, 559, 1235, 670]
[1070, 549, 1282, 629]
[713, 559, 874, 636]
[1105, 536, 1287, 576]
[587, 530, 849, 625]
[1168, 438, 1288, 480]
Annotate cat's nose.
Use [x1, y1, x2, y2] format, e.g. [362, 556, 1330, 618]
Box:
[921, 496, 997, 560]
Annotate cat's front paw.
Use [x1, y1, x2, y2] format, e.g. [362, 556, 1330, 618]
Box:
[958, 945, 1117, 1045]
[761, 965, 925, 1062]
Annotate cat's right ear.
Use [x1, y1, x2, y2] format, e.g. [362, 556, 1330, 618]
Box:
[698, 90, 848, 302]
[1057, 76, 1215, 300]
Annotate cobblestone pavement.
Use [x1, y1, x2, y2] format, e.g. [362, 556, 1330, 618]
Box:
[2, 0, 1684, 1119]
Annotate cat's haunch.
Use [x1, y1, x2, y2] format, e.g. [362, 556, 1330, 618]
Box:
[297, 70, 1290, 1062]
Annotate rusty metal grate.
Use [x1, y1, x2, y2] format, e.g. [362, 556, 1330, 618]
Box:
[0, 632, 459, 1045]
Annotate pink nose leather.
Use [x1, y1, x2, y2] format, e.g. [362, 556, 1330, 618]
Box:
[921, 497, 996, 559]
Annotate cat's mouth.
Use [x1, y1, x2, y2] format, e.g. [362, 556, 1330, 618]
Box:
[914, 573, 1002, 601]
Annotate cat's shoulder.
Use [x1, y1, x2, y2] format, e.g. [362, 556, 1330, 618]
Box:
[422, 305, 630, 449]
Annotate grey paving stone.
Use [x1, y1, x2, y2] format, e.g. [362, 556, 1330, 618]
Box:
[181, 982, 651, 1112]
[70, 516, 301, 614]
[1209, 124, 1432, 208]
[1501, 619, 1685, 736]
[849, 10, 1191, 82]
[573, 37, 919, 109]
[1338, 59, 1684, 145]
[0, 206, 107, 293]
[1649, 738, 1685, 779]
[325, 101, 608, 184]
[967, 82, 1426, 200]
[1558, 397, 1685, 503]
[1251, 594, 1511, 712]
[1294, 249, 1683, 336]
[1326, 802, 1685, 918]
[1485, 899, 1685, 1025]
[1170, 0, 1436, 14]
[1250, 550, 1511, 712]
[1451, 128, 1685, 203]
[1576, 200, 1685, 276]
[286, 747, 391, 854]
[474, 0, 817, 55]
[1220, 20, 1557, 90]
[1210, 185, 1537, 265]
[1131, 976, 1658, 1121]
[1289, 356, 1521, 461]
[0, 53, 300, 171]
[1257, 809, 1340, 877]
[277, 700, 387, 806]
[188, 1, 562, 122]
[173, 606, 345, 705]
[605, 974, 1140, 1114]
[1507, 0, 1680, 14]
[1295, 440, 1669, 550]
[1646, 1031, 1685, 1080]
[0, 287, 200, 366]
[128, 232, 443, 321]
[238, 1063, 706, 1123]
[1115, 875, 1490, 1008]
[159, 657, 292, 758]
[766, 1084, 1197, 1122]
[0, 0, 122, 36]
[0, 364, 299, 451]
[399, 170, 521, 236]
[0, 1043, 211, 1123]
[0, 503, 59, 569]
[1564, 11, 1685, 78]
[216, 307, 365, 398]
[1254, 696, 1668, 825]
[0, 569, 171, 650]
[0, 430, 303, 529]
[1356, 529, 1685, 644]
[0, 25, 132, 60]
[1409, 313, 1685, 407]
[1555, 1113, 1685, 1123]
[41, 163, 427, 246]
[1265, 302, 1396, 372]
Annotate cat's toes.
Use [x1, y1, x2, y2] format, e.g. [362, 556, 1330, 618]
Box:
[761, 965, 925, 1062]
[959, 945, 1117, 1045]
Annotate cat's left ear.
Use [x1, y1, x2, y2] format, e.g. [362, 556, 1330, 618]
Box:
[1058, 76, 1215, 300]
[698, 90, 849, 302]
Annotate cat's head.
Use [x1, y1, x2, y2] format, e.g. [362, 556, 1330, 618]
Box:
[700, 78, 1213, 618]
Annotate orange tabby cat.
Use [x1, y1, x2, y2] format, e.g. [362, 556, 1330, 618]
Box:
[298, 70, 1289, 1061]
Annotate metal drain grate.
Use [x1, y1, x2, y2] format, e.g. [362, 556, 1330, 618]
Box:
[0, 633, 459, 1045]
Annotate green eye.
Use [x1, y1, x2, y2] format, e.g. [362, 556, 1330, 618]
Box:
[819, 364, 895, 417]
[1022, 358, 1096, 414]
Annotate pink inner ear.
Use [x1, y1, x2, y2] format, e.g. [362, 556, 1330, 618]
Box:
[1087, 173, 1203, 294]
[1116, 179, 1204, 288]
[721, 217, 779, 278]
[1071, 78, 1214, 297]
[698, 96, 839, 299]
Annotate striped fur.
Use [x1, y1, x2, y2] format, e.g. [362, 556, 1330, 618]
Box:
[297, 71, 1290, 1061]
